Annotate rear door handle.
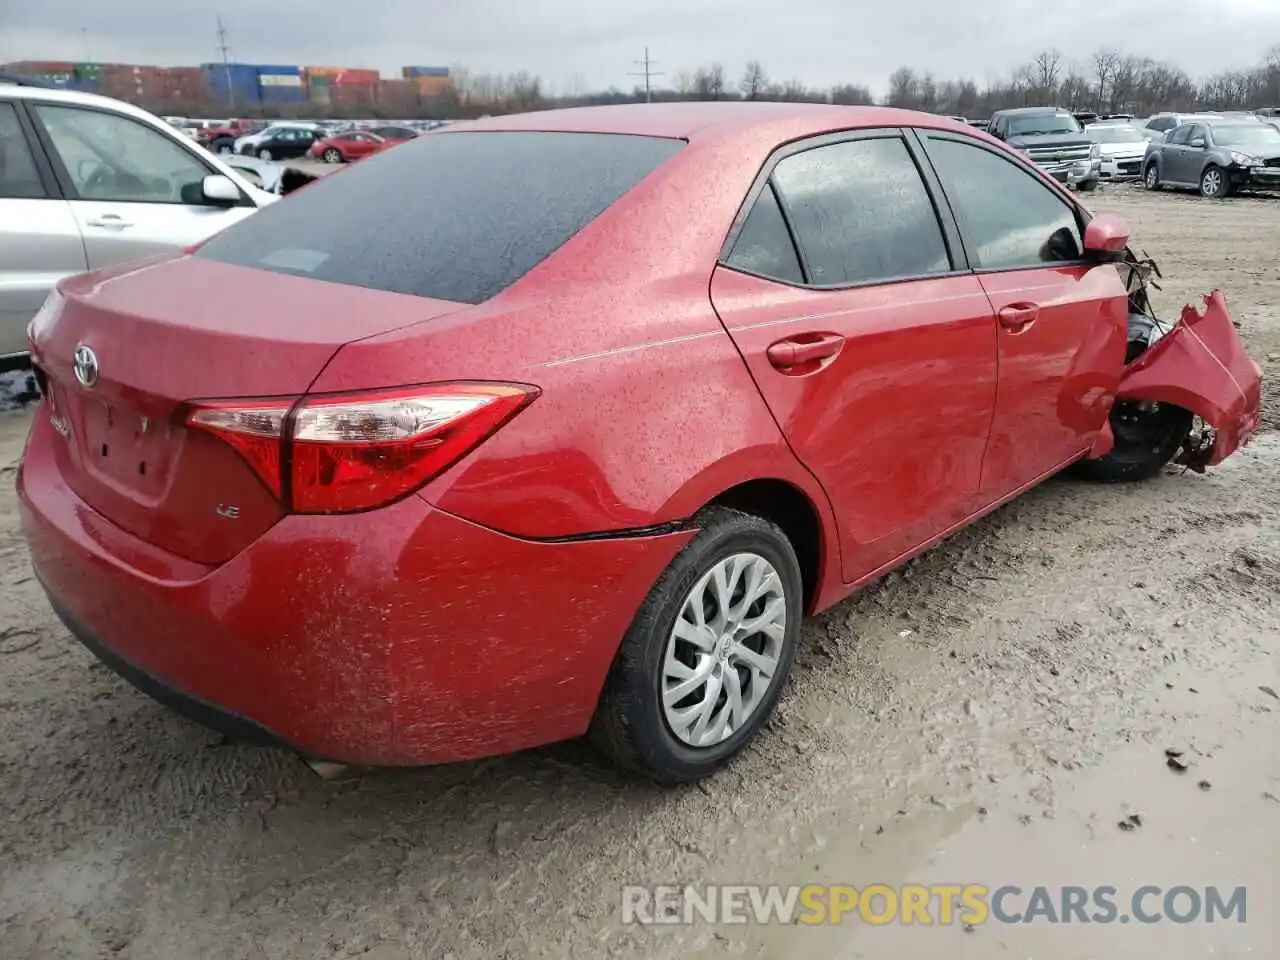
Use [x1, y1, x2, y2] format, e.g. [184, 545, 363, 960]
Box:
[766, 333, 846, 371]
[85, 215, 133, 230]
[997, 303, 1039, 333]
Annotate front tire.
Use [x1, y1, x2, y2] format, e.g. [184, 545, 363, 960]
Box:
[257, 148, 273, 161]
[1200, 165, 1231, 198]
[1144, 162, 1162, 190]
[1076, 341, 1193, 483]
[590, 507, 802, 783]
[1077, 178, 1099, 193]
[323, 148, 342, 164]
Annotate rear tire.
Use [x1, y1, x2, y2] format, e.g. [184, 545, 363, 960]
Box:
[1076, 341, 1193, 483]
[323, 148, 342, 163]
[1143, 162, 1162, 190]
[589, 507, 802, 784]
[258, 148, 273, 161]
[1200, 165, 1231, 198]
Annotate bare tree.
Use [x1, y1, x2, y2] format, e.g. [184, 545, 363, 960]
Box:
[887, 66, 921, 108]
[692, 63, 726, 100]
[740, 61, 769, 100]
[829, 82, 875, 105]
[1092, 48, 1122, 111]
[1033, 49, 1063, 97]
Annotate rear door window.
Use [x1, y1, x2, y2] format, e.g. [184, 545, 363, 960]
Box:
[197, 131, 683, 304]
[725, 183, 805, 284]
[768, 136, 952, 286]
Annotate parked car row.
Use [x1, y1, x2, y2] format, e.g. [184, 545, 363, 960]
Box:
[1142, 117, 1280, 197]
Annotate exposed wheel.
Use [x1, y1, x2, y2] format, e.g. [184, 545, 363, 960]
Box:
[1077, 178, 1099, 193]
[1076, 342, 1193, 483]
[1143, 163, 1162, 190]
[257, 148, 273, 161]
[590, 507, 802, 783]
[323, 148, 342, 164]
[1200, 165, 1231, 198]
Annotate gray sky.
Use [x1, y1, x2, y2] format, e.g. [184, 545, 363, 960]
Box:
[2, 0, 1277, 95]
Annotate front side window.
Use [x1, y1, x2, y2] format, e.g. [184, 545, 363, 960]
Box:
[34, 104, 213, 204]
[769, 136, 951, 286]
[0, 102, 46, 199]
[1165, 125, 1192, 145]
[925, 136, 1083, 270]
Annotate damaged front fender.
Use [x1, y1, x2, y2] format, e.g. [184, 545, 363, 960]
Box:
[1116, 290, 1263, 470]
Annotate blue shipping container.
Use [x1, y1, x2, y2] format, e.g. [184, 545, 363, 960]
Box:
[404, 66, 450, 78]
[202, 63, 261, 105]
[255, 64, 301, 76]
[259, 86, 305, 103]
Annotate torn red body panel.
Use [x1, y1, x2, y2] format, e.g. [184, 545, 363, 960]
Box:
[1116, 290, 1263, 467]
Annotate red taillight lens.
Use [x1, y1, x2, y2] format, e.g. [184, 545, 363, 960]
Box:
[187, 401, 292, 496]
[186, 383, 537, 514]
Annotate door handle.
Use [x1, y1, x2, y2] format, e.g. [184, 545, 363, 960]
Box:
[766, 333, 845, 371]
[85, 215, 133, 230]
[997, 303, 1039, 333]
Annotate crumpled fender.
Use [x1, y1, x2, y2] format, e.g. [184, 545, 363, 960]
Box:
[1115, 290, 1263, 467]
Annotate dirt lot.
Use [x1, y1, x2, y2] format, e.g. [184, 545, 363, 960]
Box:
[0, 185, 1276, 959]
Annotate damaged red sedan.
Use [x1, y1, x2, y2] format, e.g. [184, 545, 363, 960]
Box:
[18, 103, 1262, 783]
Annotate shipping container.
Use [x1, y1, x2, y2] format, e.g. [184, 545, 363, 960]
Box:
[2, 60, 77, 74]
[259, 85, 305, 104]
[378, 79, 419, 112]
[309, 82, 332, 107]
[330, 84, 376, 108]
[255, 64, 300, 76]
[201, 62, 262, 106]
[330, 68, 380, 87]
[402, 66, 450, 78]
[74, 63, 103, 81]
[303, 66, 347, 77]
[412, 75, 455, 98]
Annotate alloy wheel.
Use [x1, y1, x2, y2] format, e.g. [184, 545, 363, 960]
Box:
[1145, 165, 1158, 189]
[661, 552, 786, 747]
[1201, 169, 1222, 197]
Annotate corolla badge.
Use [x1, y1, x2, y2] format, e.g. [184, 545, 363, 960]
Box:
[73, 344, 99, 388]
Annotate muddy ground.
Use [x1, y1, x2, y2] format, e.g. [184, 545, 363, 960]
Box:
[0, 185, 1276, 959]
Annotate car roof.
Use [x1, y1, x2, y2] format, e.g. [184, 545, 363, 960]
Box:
[438, 101, 976, 144]
[990, 106, 1072, 116]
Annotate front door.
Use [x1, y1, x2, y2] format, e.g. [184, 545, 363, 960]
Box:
[919, 132, 1130, 496]
[28, 101, 257, 270]
[710, 131, 999, 583]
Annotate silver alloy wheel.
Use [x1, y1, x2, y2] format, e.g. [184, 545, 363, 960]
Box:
[1145, 165, 1158, 188]
[1201, 168, 1221, 196]
[661, 552, 787, 748]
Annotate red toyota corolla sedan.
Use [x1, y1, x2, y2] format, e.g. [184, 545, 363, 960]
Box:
[309, 130, 388, 163]
[18, 103, 1262, 783]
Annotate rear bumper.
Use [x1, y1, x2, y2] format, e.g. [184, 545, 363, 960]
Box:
[18, 413, 690, 765]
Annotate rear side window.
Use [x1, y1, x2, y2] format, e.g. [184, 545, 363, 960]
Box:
[725, 183, 804, 284]
[770, 136, 951, 286]
[0, 102, 47, 199]
[197, 131, 683, 304]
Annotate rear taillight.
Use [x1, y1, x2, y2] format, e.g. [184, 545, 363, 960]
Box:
[187, 382, 537, 514]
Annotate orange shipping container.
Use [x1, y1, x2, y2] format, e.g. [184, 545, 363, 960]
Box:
[413, 76, 454, 98]
[330, 68, 380, 87]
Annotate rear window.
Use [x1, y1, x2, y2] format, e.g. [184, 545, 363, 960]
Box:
[196, 131, 683, 304]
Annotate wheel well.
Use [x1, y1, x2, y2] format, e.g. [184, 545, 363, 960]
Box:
[709, 479, 823, 611]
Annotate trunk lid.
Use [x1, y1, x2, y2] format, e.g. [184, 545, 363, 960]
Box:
[30, 255, 466, 564]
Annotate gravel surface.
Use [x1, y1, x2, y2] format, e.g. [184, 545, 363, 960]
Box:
[0, 184, 1276, 959]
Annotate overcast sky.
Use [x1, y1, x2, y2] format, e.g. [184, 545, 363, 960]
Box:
[2, 0, 1277, 95]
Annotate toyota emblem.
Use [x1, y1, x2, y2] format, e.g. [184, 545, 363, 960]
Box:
[73, 344, 99, 389]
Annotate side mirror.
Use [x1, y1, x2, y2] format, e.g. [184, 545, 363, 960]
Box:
[1189, 137, 1206, 148]
[1082, 213, 1130, 256]
[201, 174, 241, 206]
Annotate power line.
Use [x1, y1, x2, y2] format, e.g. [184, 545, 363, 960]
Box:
[216, 14, 234, 110]
[627, 47, 663, 103]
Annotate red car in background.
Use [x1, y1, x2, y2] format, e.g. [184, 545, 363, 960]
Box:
[310, 130, 389, 163]
[18, 103, 1262, 784]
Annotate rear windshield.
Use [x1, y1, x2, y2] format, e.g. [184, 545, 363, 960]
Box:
[196, 131, 683, 304]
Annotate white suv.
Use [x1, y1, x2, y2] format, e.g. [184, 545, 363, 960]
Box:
[0, 77, 277, 364]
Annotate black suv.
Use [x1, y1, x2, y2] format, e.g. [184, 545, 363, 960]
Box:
[988, 107, 1101, 191]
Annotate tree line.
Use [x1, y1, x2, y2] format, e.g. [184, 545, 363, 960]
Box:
[145, 45, 1279, 121]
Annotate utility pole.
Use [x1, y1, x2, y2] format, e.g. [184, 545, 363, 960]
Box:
[217, 15, 234, 110]
[81, 27, 91, 62]
[627, 47, 663, 103]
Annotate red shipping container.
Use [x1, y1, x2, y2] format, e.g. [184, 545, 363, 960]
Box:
[3, 60, 76, 73]
[331, 68, 380, 87]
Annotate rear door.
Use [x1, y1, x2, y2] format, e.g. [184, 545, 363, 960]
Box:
[0, 100, 87, 359]
[918, 131, 1129, 496]
[27, 101, 258, 270]
[1160, 124, 1194, 182]
[709, 129, 998, 583]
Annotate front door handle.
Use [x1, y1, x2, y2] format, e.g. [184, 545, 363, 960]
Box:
[766, 333, 846, 371]
[997, 303, 1039, 333]
[85, 214, 133, 230]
